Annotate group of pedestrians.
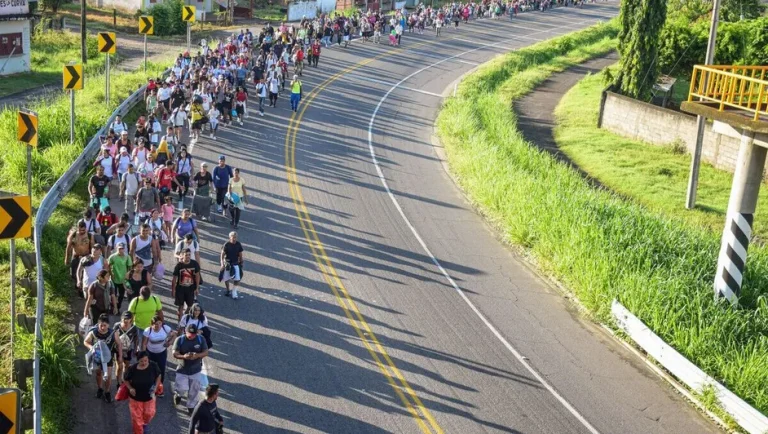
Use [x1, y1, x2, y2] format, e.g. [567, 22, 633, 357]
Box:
[68, 1, 590, 430]
[68, 37, 261, 434]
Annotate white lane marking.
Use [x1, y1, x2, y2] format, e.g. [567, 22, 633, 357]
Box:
[454, 58, 481, 66]
[347, 74, 444, 97]
[366, 18, 606, 434]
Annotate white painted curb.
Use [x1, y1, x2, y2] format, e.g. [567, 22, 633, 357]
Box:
[612, 300, 768, 434]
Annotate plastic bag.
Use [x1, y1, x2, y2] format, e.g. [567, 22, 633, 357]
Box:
[115, 383, 129, 401]
[199, 372, 209, 389]
[78, 316, 92, 338]
[153, 262, 165, 281]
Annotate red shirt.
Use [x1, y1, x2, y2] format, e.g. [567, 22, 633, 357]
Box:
[296, 50, 304, 61]
[312, 44, 320, 56]
[97, 212, 118, 229]
[157, 168, 176, 189]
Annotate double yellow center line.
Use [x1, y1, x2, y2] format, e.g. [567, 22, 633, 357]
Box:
[284, 38, 452, 433]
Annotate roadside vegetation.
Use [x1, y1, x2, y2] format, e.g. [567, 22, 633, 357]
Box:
[0, 60, 167, 434]
[0, 30, 103, 98]
[555, 68, 768, 240]
[436, 21, 768, 420]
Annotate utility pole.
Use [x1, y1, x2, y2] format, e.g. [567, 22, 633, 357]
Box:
[685, 0, 722, 209]
[81, 0, 87, 63]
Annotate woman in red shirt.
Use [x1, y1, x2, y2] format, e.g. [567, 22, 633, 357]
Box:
[235, 86, 248, 126]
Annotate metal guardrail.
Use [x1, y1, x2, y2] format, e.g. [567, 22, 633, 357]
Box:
[612, 300, 768, 434]
[688, 65, 768, 122]
[30, 74, 162, 433]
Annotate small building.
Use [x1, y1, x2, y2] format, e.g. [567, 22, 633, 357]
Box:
[0, 0, 32, 76]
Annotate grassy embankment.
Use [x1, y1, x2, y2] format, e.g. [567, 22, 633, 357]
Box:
[0, 59, 168, 434]
[555, 67, 768, 239]
[0, 31, 106, 98]
[436, 21, 768, 422]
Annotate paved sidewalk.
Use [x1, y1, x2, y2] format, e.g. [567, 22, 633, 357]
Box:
[514, 51, 618, 166]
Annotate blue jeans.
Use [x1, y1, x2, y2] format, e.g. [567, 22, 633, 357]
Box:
[290, 93, 301, 111]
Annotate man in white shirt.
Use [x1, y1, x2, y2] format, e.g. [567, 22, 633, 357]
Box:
[175, 233, 201, 264]
[116, 147, 132, 183]
[255, 78, 267, 117]
[110, 115, 128, 135]
[120, 164, 141, 218]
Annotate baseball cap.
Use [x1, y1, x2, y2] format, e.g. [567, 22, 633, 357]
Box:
[116, 242, 126, 248]
[122, 311, 134, 320]
[120, 146, 127, 153]
[184, 233, 194, 241]
[218, 155, 226, 161]
[186, 323, 198, 334]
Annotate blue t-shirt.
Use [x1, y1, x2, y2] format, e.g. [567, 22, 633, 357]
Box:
[212, 165, 233, 188]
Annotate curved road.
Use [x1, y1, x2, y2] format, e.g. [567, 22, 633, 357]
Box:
[97, 3, 720, 433]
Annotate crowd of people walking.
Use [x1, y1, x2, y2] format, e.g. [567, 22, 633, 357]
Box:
[69, 0, 589, 431]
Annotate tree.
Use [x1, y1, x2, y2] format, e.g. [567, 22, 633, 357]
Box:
[721, 0, 763, 21]
[614, 0, 668, 100]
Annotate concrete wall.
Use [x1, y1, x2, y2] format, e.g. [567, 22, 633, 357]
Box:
[288, 1, 317, 21]
[599, 91, 743, 174]
[0, 20, 31, 76]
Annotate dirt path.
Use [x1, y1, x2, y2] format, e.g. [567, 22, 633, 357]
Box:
[514, 52, 618, 166]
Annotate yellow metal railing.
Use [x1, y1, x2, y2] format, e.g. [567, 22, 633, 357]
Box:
[687, 65, 768, 122]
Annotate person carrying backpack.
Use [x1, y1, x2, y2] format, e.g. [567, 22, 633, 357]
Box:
[172, 323, 209, 414]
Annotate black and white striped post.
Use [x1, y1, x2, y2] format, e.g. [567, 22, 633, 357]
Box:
[714, 129, 765, 305]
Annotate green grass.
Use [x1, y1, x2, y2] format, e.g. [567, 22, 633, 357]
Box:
[554, 68, 768, 241]
[436, 21, 768, 421]
[0, 31, 106, 98]
[252, 4, 287, 22]
[0, 58, 169, 434]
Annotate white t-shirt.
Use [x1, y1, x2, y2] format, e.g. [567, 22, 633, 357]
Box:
[133, 147, 148, 166]
[269, 78, 280, 94]
[111, 121, 128, 135]
[82, 257, 104, 289]
[179, 314, 208, 331]
[100, 156, 114, 178]
[123, 171, 141, 196]
[256, 83, 267, 98]
[144, 324, 173, 353]
[175, 240, 199, 259]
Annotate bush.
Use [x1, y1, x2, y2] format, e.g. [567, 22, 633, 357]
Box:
[658, 16, 768, 76]
[148, 0, 187, 36]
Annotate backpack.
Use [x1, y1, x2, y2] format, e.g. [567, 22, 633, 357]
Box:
[129, 295, 162, 320]
[180, 334, 203, 347]
[109, 234, 131, 250]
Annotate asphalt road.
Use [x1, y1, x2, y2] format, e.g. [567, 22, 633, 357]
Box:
[77, 3, 721, 433]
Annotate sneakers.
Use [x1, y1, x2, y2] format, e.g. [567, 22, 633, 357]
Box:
[216, 206, 223, 213]
[173, 392, 182, 406]
[96, 388, 104, 399]
[104, 392, 112, 403]
[224, 290, 232, 297]
[232, 290, 241, 300]
[259, 112, 264, 117]
[239, 121, 244, 126]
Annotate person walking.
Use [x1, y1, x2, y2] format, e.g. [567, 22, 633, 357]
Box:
[268, 75, 280, 107]
[310, 39, 321, 67]
[227, 168, 248, 229]
[114, 311, 140, 387]
[128, 285, 162, 330]
[123, 350, 162, 434]
[142, 315, 175, 397]
[172, 323, 209, 414]
[108, 242, 132, 311]
[84, 269, 116, 321]
[172, 248, 201, 321]
[188, 384, 224, 434]
[125, 263, 153, 307]
[220, 231, 244, 299]
[212, 156, 233, 215]
[84, 314, 122, 403]
[255, 78, 267, 117]
[290, 75, 302, 112]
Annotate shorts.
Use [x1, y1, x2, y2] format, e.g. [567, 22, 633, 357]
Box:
[174, 286, 197, 308]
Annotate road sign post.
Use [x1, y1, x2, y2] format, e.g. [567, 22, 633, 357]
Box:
[63, 65, 83, 145]
[183, 6, 196, 52]
[0, 388, 21, 434]
[98, 33, 116, 105]
[12, 110, 36, 386]
[139, 16, 154, 73]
